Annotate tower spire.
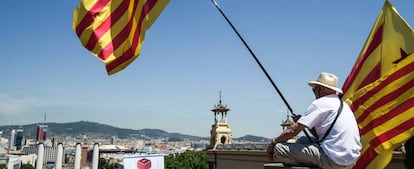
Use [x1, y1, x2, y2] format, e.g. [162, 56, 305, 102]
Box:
[44, 112, 47, 125]
[219, 91, 222, 104]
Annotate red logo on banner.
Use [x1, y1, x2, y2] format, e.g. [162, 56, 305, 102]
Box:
[137, 158, 152, 169]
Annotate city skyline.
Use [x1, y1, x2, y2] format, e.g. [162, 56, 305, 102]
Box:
[1, 1, 414, 138]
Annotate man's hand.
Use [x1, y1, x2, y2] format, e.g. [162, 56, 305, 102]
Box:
[291, 114, 301, 122]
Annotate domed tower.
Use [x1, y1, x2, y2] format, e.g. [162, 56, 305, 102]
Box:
[210, 92, 232, 149]
[280, 111, 297, 143]
[280, 114, 293, 130]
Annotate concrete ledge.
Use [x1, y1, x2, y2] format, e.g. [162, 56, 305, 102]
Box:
[264, 163, 321, 169]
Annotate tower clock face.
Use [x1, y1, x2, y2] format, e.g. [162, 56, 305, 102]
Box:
[220, 136, 226, 144]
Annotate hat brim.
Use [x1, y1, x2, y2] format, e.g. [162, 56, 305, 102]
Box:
[308, 81, 343, 94]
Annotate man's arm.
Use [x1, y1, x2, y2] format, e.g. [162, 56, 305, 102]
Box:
[272, 122, 306, 143]
[266, 122, 306, 161]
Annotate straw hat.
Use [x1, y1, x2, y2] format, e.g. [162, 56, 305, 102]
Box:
[308, 72, 343, 94]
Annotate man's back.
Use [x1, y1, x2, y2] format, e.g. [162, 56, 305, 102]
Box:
[299, 94, 361, 165]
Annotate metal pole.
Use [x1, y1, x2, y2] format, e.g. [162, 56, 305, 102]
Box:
[211, 0, 295, 115]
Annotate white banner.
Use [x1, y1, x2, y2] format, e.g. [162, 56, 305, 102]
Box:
[123, 154, 165, 169]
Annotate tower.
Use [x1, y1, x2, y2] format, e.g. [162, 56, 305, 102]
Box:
[280, 111, 293, 131]
[210, 92, 232, 149]
[37, 124, 48, 143]
[37, 113, 48, 143]
[14, 129, 24, 150]
[8, 129, 23, 150]
[280, 111, 296, 143]
[9, 129, 16, 150]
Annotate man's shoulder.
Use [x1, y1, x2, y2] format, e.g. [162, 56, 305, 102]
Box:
[313, 95, 339, 104]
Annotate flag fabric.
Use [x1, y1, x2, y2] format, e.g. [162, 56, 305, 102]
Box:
[72, 0, 169, 75]
[342, 1, 414, 169]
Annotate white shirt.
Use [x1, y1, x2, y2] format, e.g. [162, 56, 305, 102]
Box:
[298, 94, 362, 166]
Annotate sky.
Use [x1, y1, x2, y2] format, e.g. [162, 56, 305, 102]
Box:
[1, 0, 414, 139]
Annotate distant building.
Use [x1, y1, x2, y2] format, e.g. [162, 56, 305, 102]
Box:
[37, 125, 48, 143]
[209, 92, 232, 149]
[1, 155, 20, 169]
[206, 93, 270, 169]
[7, 129, 24, 151]
[110, 136, 117, 145]
[81, 146, 88, 168]
[14, 129, 24, 150]
[23, 145, 59, 165]
[9, 130, 16, 150]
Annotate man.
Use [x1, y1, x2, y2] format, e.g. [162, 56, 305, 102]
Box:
[267, 72, 361, 169]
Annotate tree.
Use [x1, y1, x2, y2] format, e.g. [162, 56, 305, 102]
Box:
[21, 164, 34, 169]
[99, 158, 117, 169]
[165, 150, 207, 169]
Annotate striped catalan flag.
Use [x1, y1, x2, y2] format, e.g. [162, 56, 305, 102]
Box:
[72, 0, 169, 75]
[342, 1, 414, 169]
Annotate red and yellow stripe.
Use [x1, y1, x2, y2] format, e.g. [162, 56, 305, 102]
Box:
[342, 1, 414, 169]
[347, 55, 414, 168]
[342, 1, 414, 100]
[73, 0, 169, 75]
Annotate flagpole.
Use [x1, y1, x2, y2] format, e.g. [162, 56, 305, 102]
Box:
[211, 0, 295, 116]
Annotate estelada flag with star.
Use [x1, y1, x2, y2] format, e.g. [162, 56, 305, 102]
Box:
[342, 1, 414, 169]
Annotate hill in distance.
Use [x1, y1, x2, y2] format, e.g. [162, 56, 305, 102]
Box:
[0, 121, 270, 142]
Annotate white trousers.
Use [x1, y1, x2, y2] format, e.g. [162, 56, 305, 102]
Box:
[272, 137, 353, 169]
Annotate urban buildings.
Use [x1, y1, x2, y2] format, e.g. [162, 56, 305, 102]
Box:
[0, 122, 210, 169]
